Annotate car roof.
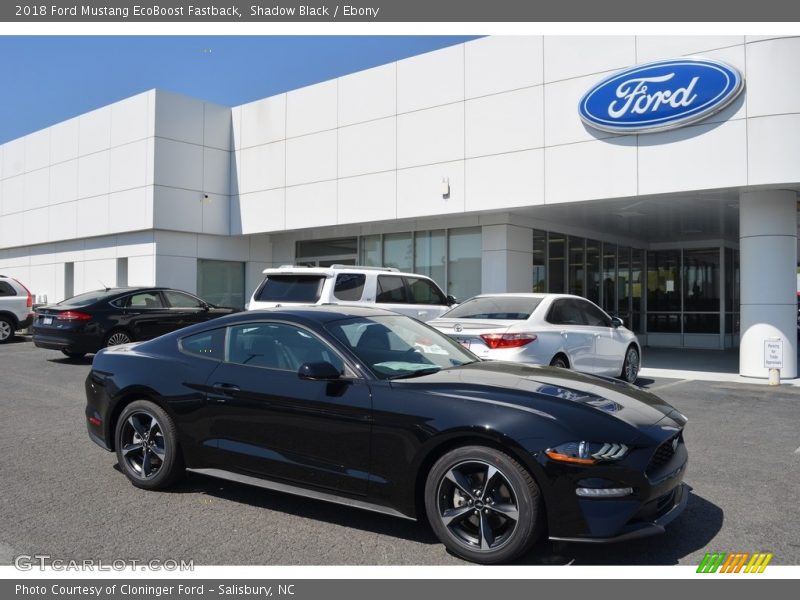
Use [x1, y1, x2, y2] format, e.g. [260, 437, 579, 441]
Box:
[466, 293, 584, 300]
[217, 304, 402, 325]
[260, 264, 433, 278]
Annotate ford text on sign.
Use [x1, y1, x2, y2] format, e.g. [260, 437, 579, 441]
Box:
[578, 58, 743, 134]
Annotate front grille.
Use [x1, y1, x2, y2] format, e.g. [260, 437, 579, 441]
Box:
[646, 434, 680, 475]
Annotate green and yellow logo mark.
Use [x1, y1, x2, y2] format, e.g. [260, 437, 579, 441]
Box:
[697, 552, 773, 573]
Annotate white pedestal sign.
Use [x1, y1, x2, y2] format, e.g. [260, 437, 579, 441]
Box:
[764, 339, 784, 369]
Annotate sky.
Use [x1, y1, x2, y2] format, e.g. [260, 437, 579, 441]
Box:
[0, 35, 481, 143]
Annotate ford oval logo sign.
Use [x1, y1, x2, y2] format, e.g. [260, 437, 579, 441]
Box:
[578, 58, 743, 134]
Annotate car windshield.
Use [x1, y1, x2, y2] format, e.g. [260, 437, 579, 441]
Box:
[325, 315, 477, 380]
[442, 296, 542, 320]
[56, 289, 120, 307]
[255, 275, 326, 303]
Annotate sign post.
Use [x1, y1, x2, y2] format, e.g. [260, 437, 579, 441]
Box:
[764, 338, 783, 385]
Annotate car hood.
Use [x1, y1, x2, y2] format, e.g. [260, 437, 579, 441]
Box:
[395, 360, 685, 429]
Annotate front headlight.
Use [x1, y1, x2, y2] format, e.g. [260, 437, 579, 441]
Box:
[544, 441, 630, 465]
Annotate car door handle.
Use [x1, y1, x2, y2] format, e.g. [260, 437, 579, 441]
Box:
[560, 331, 567, 337]
[594, 333, 601, 338]
[212, 383, 240, 393]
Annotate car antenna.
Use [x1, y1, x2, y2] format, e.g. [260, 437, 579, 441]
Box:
[99, 280, 109, 291]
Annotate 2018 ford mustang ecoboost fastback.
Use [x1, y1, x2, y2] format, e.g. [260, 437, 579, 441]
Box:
[85, 306, 688, 564]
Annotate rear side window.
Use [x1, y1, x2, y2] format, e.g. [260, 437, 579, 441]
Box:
[547, 299, 585, 325]
[444, 296, 542, 320]
[181, 328, 225, 361]
[0, 281, 16, 296]
[255, 275, 325, 303]
[406, 277, 447, 305]
[333, 273, 366, 301]
[376, 276, 407, 303]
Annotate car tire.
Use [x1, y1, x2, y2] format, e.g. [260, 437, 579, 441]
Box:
[61, 349, 86, 359]
[620, 345, 640, 383]
[115, 400, 184, 490]
[549, 354, 569, 369]
[424, 445, 543, 564]
[0, 316, 14, 344]
[104, 329, 132, 347]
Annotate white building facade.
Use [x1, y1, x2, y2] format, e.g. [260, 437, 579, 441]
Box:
[1, 35, 798, 377]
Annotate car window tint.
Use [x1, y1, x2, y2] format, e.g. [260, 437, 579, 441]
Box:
[165, 290, 204, 308]
[579, 299, 612, 327]
[227, 323, 344, 373]
[0, 281, 15, 296]
[376, 276, 407, 303]
[406, 277, 447, 305]
[181, 328, 225, 361]
[129, 292, 164, 309]
[547, 299, 584, 325]
[333, 273, 366, 301]
[444, 297, 542, 319]
[255, 275, 326, 303]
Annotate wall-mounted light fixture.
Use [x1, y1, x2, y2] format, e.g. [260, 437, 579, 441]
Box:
[441, 176, 450, 199]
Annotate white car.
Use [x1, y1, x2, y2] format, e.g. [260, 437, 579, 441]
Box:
[428, 293, 642, 383]
[0, 275, 34, 343]
[247, 264, 456, 322]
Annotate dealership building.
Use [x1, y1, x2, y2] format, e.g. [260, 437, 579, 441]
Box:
[1, 35, 798, 377]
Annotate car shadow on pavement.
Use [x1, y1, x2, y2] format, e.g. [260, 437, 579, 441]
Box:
[47, 355, 94, 365]
[167, 471, 443, 546]
[513, 490, 723, 565]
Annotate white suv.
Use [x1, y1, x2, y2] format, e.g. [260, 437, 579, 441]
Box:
[247, 265, 456, 322]
[0, 275, 34, 343]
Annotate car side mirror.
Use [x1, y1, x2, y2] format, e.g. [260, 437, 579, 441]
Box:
[298, 361, 341, 380]
[611, 316, 624, 328]
[201, 302, 210, 311]
[446, 295, 458, 306]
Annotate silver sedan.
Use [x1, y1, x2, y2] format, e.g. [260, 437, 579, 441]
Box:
[428, 293, 642, 383]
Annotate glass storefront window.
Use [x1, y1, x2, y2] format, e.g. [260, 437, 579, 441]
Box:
[568, 237, 585, 297]
[684, 248, 720, 312]
[548, 233, 565, 293]
[383, 233, 413, 271]
[532, 229, 546, 293]
[197, 259, 245, 309]
[586, 239, 600, 304]
[647, 250, 681, 312]
[414, 230, 446, 291]
[448, 227, 482, 301]
[359, 235, 381, 267]
[602, 243, 617, 315]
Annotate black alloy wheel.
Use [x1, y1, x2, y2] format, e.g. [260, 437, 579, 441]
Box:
[105, 329, 132, 347]
[425, 446, 542, 564]
[115, 400, 183, 490]
[621, 345, 640, 383]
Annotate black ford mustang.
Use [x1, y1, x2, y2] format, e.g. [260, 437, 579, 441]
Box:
[85, 306, 688, 564]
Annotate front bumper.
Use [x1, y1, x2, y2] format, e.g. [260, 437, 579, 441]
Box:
[549, 482, 689, 543]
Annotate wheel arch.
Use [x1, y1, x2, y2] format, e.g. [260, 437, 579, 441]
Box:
[106, 387, 177, 451]
[550, 351, 570, 368]
[0, 310, 19, 329]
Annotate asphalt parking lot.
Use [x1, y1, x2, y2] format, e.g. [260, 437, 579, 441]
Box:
[1, 336, 798, 566]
